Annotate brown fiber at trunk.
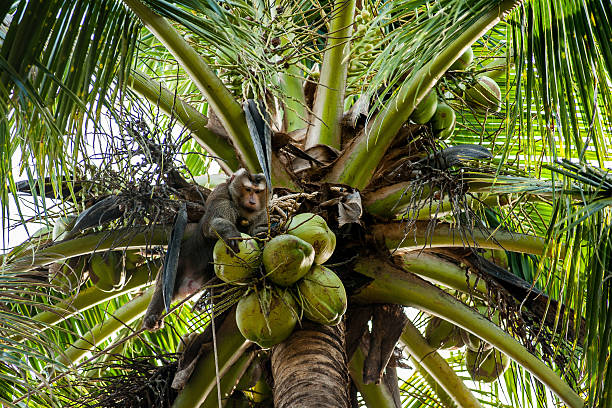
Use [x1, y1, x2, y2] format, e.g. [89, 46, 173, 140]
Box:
[271, 321, 350, 408]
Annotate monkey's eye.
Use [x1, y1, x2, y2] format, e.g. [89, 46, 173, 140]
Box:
[245, 187, 252, 193]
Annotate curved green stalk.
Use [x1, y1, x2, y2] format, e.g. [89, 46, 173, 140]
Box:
[394, 251, 487, 295]
[306, 0, 356, 149]
[348, 347, 397, 408]
[127, 70, 239, 173]
[401, 320, 482, 408]
[200, 352, 254, 408]
[352, 257, 584, 408]
[371, 221, 550, 255]
[57, 287, 153, 366]
[409, 358, 457, 408]
[280, 66, 308, 133]
[364, 182, 508, 218]
[326, 0, 521, 189]
[121, 0, 259, 172]
[364, 182, 433, 217]
[30, 261, 157, 332]
[172, 310, 251, 408]
[4, 226, 170, 273]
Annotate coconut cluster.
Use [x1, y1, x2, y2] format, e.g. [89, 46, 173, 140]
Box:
[410, 46, 504, 139]
[212, 213, 346, 348]
[425, 314, 510, 383]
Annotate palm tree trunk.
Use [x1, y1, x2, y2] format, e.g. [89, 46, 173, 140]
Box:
[271, 321, 350, 408]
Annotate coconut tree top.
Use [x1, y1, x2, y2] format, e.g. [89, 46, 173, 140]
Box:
[0, 0, 611, 407]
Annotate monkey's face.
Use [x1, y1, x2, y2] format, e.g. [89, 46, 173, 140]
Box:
[240, 179, 266, 213]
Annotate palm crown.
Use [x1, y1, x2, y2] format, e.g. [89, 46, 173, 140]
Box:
[0, 0, 611, 407]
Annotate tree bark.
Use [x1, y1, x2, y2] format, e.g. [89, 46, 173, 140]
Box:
[271, 321, 350, 408]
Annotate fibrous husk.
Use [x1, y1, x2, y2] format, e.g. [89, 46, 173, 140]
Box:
[431, 102, 456, 139]
[213, 233, 262, 284]
[450, 46, 474, 70]
[236, 287, 298, 348]
[263, 234, 315, 286]
[425, 316, 464, 350]
[286, 213, 336, 264]
[465, 348, 510, 382]
[464, 76, 502, 113]
[297, 265, 347, 325]
[410, 91, 438, 124]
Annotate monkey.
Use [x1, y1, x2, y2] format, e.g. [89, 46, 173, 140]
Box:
[142, 168, 270, 331]
[199, 168, 270, 253]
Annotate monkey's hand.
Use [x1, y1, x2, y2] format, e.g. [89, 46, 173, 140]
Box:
[220, 234, 241, 256]
[142, 313, 164, 331]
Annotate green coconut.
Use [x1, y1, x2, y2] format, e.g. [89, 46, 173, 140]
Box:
[297, 265, 347, 326]
[465, 348, 510, 382]
[431, 102, 456, 139]
[89, 252, 124, 292]
[236, 287, 298, 348]
[464, 76, 502, 113]
[263, 234, 315, 286]
[214, 233, 262, 284]
[287, 213, 336, 264]
[460, 329, 492, 352]
[482, 54, 515, 80]
[450, 46, 474, 70]
[425, 317, 464, 350]
[410, 91, 438, 124]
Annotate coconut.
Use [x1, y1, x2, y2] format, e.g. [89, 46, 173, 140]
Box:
[236, 287, 298, 348]
[464, 76, 502, 113]
[425, 317, 464, 350]
[465, 348, 510, 382]
[460, 330, 492, 352]
[263, 235, 315, 286]
[297, 265, 347, 325]
[431, 102, 456, 139]
[287, 213, 336, 264]
[89, 251, 124, 292]
[214, 233, 261, 284]
[410, 91, 438, 124]
[449, 46, 474, 70]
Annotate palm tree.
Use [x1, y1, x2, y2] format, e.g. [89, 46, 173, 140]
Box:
[1, 0, 611, 407]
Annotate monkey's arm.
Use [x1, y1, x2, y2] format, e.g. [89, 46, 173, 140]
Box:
[143, 266, 166, 331]
[249, 209, 270, 237]
[201, 197, 242, 252]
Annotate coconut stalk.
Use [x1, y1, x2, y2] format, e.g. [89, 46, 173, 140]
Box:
[172, 310, 251, 408]
[351, 256, 584, 408]
[348, 347, 397, 408]
[199, 352, 255, 408]
[400, 320, 482, 408]
[56, 287, 153, 366]
[127, 70, 238, 173]
[409, 358, 458, 408]
[305, 0, 356, 149]
[279, 63, 308, 133]
[371, 221, 551, 256]
[4, 226, 170, 273]
[121, 0, 259, 172]
[13, 261, 157, 342]
[326, 0, 522, 189]
[364, 181, 508, 218]
[394, 251, 487, 295]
